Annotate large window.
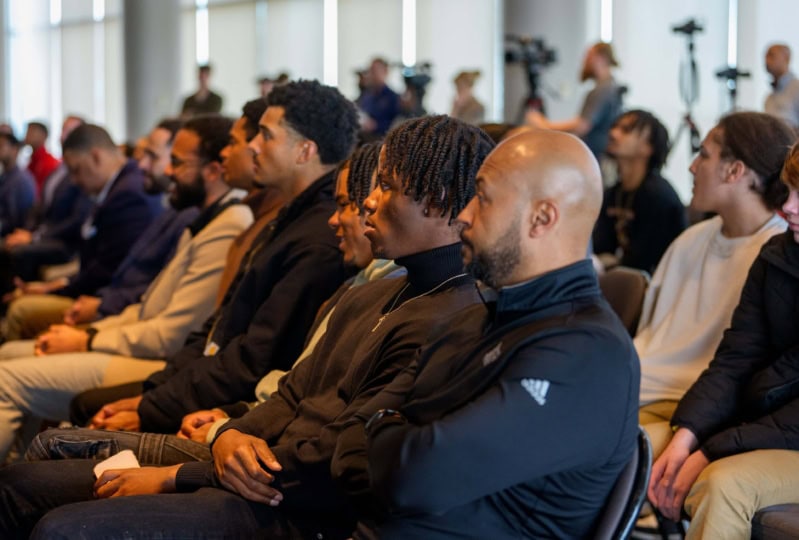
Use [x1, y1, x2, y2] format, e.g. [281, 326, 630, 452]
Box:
[3, 0, 501, 146]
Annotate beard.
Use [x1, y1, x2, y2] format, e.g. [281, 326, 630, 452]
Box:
[580, 63, 594, 82]
[144, 173, 172, 195]
[463, 218, 522, 289]
[169, 174, 206, 210]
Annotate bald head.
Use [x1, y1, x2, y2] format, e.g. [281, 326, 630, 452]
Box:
[493, 129, 602, 241]
[458, 129, 602, 287]
[766, 44, 791, 79]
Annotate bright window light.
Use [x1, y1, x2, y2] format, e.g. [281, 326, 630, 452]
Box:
[323, 0, 338, 86]
[402, 0, 416, 67]
[600, 0, 613, 42]
[195, 0, 209, 65]
[92, 0, 104, 22]
[49, 0, 61, 26]
[727, 0, 738, 65]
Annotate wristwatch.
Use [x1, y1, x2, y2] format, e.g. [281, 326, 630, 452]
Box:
[365, 408, 406, 436]
[85, 327, 99, 351]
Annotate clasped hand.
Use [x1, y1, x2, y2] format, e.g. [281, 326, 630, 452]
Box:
[212, 429, 284, 506]
[89, 395, 143, 431]
[94, 465, 180, 498]
[34, 324, 89, 355]
[177, 409, 229, 442]
[648, 428, 709, 521]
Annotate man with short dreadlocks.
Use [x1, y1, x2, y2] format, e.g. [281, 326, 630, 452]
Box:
[0, 115, 495, 539]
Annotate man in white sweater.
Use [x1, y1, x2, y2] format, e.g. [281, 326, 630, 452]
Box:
[0, 115, 253, 462]
[636, 112, 793, 456]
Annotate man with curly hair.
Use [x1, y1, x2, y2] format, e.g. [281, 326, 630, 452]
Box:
[72, 80, 356, 436]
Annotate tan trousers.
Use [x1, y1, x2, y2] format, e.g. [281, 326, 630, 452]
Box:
[0, 348, 165, 462]
[4, 294, 74, 340]
[639, 399, 679, 458]
[684, 449, 799, 539]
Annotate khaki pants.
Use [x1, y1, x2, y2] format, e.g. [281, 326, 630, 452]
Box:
[0, 351, 165, 462]
[639, 399, 678, 459]
[685, 449, 799, 539]
[4, 294, 74, 340]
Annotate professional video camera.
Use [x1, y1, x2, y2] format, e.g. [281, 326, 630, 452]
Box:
[397, 62, 432, 117]
[672, 19, 704, 35]
[716, 66, 751, 111]
[504, 35, 557, 113]
[400, 63, 432, 95]
[505, 35, 557, 70]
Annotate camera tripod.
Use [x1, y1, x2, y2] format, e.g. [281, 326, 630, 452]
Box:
[672, 19, 702, 155]
[716, 66, 751, 112]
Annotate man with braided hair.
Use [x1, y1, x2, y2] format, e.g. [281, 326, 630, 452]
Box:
[334, 129, 639, 539]
[0, 115, 495, 539]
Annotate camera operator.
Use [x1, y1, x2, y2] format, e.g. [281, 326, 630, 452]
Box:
[526, 41, 622, 158]
[764, 43, 799, 128]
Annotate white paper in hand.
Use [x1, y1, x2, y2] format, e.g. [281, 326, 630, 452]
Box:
[93, 449, 141, 478]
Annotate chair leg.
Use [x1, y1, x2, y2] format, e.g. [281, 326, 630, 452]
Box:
[650, 506, 686, 540]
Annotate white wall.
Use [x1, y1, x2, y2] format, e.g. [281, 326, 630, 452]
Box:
[263, 0, 324, 82]
[416, 0, 501, 119]
[337, 0, 402, 103]
[612, 0, 730, 202]
[208, 1, 259, 116]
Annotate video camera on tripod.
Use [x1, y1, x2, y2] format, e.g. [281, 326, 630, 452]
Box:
[716, 66, 751, 111]
[505, 35, 557, 113]
[393, 62, 433, 117]
[671, 18, 703, 155]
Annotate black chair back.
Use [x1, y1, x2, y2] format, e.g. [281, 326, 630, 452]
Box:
[593, 426, 653, 540]
[598, 267, 650, 336]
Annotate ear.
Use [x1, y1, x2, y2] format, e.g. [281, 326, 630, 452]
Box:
[528, 200, 558, 238]
[296, 139, 319, 165]
[90, 148, 103, 167]
[724, 160, 747, 184]
[202, 160, 224, 185]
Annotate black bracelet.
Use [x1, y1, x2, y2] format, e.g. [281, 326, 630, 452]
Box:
[365, 408, 405, 436]
[85, 327, 99, 351]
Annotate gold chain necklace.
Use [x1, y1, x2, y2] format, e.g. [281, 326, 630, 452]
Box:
[371, 273, 469, 332]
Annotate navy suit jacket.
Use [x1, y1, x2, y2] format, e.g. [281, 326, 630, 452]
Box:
[57, 160, 163, 298]
[30, 165, 93, 252]
[96, 205, 200, 317]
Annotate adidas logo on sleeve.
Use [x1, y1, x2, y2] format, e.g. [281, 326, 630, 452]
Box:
[521, 378, 550, 406]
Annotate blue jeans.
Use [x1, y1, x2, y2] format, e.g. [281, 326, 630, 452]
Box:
[0, 459, 279, 539]
[26, 427, 211, 465]
[0, 459, 352, 539]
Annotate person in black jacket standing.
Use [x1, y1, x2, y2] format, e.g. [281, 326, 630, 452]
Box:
[334, 129, 640, 539]
[649, 142, 799, 539]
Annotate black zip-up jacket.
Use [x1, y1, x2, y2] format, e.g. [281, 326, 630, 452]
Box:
[672, 232, 799, 461]
[174, 243, 482, 539]
[593, 171, 687, 274]
[138, 172, 349, 433]
[340, 259, 640, 539]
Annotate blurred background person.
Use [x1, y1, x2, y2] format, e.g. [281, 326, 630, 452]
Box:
[526, 41, 623, 159]
[356, 57, 400, 137]
[451, 70, 485, 125]
[764, 43, 799, 128]
[180, 64, 223, 118]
